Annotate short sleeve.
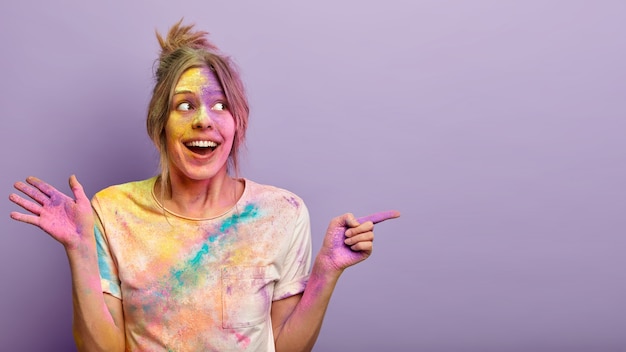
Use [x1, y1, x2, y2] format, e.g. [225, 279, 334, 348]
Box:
[92, 202, 122, 299]
[272, 201, 313, 301]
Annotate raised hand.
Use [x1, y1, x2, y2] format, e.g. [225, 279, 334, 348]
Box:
[9, 175, 94, 250]
[318, 210, 400, 273]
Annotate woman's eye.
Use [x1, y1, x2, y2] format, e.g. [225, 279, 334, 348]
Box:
[212, 102, 227, 111]
[177, 102, 192, 111]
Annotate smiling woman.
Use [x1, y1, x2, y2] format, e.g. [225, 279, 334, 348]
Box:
[160, 66, 240, 218]
[8, 19, 399, 352]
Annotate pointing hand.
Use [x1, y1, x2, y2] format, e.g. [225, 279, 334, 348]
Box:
[319, 210, 400, 272]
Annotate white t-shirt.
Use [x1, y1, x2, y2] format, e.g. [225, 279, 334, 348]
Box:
[92, 177, 312, 351]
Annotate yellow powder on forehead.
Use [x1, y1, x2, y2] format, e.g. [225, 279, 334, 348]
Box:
[174, 67, 223, 96]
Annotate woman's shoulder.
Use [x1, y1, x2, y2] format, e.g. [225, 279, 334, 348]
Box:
[242, 179, 307, 210]
[92, 176, 157, 203]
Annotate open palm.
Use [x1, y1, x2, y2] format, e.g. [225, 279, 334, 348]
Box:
[9, 175, 94, 249]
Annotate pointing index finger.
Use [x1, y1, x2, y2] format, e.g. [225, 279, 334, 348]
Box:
[357, 210, 401, 225]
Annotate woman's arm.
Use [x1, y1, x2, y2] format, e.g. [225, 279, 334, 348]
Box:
[10, 176, 125, 352]
[66, 235, 125, 352]
[271, 211, 400, 352]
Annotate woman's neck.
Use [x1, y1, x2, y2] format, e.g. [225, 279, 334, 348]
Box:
[156, 172, 244, 219]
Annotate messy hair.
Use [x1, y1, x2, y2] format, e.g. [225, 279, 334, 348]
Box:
[146, 20, 249, 196]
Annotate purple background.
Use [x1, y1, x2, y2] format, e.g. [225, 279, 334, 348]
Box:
[1, 1, 625, 351]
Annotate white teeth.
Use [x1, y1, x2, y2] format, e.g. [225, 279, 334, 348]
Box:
[185, 140, 217, 148]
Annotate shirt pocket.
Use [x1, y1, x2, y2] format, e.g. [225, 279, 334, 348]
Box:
[221, 266, 278, 329]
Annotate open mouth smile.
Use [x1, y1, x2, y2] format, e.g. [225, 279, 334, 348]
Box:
[184, 140, 218, 155]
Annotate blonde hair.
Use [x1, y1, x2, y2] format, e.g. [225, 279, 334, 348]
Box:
[147, 20, 249, 196]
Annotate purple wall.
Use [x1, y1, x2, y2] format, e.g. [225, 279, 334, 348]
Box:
[1, 1, 625, 351]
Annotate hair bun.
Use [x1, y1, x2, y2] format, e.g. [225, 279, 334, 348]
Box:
[156, 19, 218, 59]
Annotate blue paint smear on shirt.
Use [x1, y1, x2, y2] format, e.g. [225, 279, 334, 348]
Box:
[219, 204, 258, 233]
[94, 225, 122, 298]
[171, 203, 259, 287]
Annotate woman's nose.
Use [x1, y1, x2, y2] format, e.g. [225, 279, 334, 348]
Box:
[192, 106, 213, 129]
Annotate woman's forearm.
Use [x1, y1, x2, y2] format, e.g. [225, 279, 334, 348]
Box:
[274, 256, 343, 352]
[66, 236, 124, 352]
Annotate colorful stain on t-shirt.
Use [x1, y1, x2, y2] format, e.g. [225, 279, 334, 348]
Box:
[92, 177, 311, 351]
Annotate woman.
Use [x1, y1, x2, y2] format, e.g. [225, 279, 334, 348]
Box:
[9, 21, 399, 351]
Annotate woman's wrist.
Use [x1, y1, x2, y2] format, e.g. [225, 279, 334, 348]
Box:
[312, 253, 345, 281]
[64, 234, 97, 258]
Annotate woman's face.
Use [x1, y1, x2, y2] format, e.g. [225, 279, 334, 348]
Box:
[165, 66, 236, 183]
